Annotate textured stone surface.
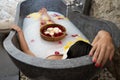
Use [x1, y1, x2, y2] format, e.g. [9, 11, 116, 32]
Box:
[90, 0, 120, 29]
[0, 0, 20, 29]
[0, 0, 20, 20]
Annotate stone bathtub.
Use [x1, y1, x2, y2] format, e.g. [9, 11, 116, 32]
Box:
[3, 0, 101, 80]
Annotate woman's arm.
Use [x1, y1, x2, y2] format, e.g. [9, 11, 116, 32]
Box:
[11, 25, 35, 56]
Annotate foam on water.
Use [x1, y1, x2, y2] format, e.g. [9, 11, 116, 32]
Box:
[23, 11, 89, 59]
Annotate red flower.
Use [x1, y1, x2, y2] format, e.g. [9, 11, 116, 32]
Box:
[53, 14, 59, 17]
[58, 41, 62, 44]
[31, 39, 35, 43]
[55, 51, 60, 55]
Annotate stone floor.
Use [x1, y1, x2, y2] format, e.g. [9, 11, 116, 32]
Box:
[20, 68, 116, 80]
[90, 0, 120, 29]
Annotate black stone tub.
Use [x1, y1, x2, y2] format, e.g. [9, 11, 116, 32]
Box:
[3, 0, 101, 80]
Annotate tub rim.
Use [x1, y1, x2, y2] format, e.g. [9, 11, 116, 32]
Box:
[3, 0, 93, 69]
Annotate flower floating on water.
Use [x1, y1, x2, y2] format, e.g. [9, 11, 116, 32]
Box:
[31, 39, 35, 43]
[44, 27, 63, 37]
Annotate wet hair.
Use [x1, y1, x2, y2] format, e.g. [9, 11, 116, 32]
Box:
[67, 41, 92, 59]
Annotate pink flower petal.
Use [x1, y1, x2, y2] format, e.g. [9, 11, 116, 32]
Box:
[71, 34, 78, 37]
[58, 41, 62, 44]
[55, 51, 60, 55]
[31, 39, 35, 43]
[53, 14, 59, 17]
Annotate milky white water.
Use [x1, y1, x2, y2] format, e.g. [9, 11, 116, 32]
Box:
[23, 11, 89, 59]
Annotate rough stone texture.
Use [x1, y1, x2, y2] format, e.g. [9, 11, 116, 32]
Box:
[0, 0, 21, 20]
[91, 0, 120, 80]
[90, 0, 120, 29]
[0, 0, 20, 29]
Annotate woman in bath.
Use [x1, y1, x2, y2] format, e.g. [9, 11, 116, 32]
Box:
[11, 8, 114, 68]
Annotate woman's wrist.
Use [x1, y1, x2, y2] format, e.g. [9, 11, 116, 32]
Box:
[17, 27, 22, 33]
[98, 30, 112, 38]
[17, 29, 23, 34]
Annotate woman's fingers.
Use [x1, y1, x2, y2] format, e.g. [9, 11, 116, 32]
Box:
[89, 35, 99, 56]
[92, 43, 114, 67]
[89, 44, 97, 56]
[95, 46, 106, 67]
[10, 25, 21, 32]
[101, 49, 110, 67]
[109, 45, 115, 61]
[91, 35, 99, 46]
[92, 44, 100, 63]
[109, 49, 114, 61]
[10, 25, 16, 29]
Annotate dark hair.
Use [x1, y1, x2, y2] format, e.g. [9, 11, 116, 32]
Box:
[67, 41, 92, 59]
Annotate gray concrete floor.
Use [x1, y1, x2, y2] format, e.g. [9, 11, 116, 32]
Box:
[0, 33, 19, 80]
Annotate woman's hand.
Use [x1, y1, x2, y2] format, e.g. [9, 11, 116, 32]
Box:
[89, 30, 115, 67]
[10, 25, 22, 32]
